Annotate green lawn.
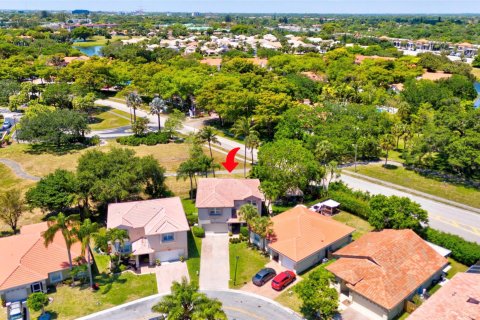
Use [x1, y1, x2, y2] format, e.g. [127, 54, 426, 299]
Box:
[471, 67, 480, 80]
[187, 230, 202, 283]
[72, 35, 129, 47]
[229, 242, 269, 289]
[346, 163, 480, 209]
[181, 198, 197, 215]
[89, 107, 131, 130]
[332, 211, 374, 240]
[446, 257, 468, 279]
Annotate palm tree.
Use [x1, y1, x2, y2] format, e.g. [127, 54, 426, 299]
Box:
[232, 117, 257, 177]
[379, 134, 396, 166]
[198, 126, 220, 177]
[152, 277, 227, 320]
[149, 94, 166, 132]
[176, 160, 198, 200]
[75, 219, 100, 288]
[250, 216, 273, 251]
[107, 228, 129, 251]
[245, 132, 260, 165]
[237, 204, 259, 244]
[126, 91, 142, 123]
[42, 213, 80, 269]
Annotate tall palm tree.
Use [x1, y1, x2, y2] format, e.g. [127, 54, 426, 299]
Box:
[176, 160, 198, 200]
[237, 204, 259, 244]
[232, 117, 257, 177]
[107, 228, 129, 252]
[126, 91, 142, 123]
[42, 213, 80, 270]
[245, 132, 260, 165]
[149, 94, 166, 132]
[75, 219, 100, 288]
[198, 126, 220, 177]
[379, 134, 396, 166]
[250, 216, 273, 251]
[152, 277, 227, 320]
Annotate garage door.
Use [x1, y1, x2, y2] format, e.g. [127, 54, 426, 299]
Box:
[155, 249, 184, 262]
[5, 288, 28, 302]
[280, 255, 296, 270]
[203, 223, 228, 234]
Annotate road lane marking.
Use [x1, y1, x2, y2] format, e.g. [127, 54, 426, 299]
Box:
[430, 214, 480, 237]
[224, 306, 266, 320]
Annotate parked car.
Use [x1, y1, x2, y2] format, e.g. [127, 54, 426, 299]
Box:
[7, 301, 24, 320]
[271, 270, 296, 291]
[2, 119, 12, 130]
[252, 268, 276, 286]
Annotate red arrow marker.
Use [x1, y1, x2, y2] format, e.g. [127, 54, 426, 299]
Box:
[222, 147, 240, 173]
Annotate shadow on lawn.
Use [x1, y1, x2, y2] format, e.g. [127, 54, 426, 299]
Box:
[25, 143, 89, 156]
[96, 273, 127, 295]
[382, 164, 398, 170]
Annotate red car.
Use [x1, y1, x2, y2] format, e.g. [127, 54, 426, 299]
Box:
[271, 270, 296, 291]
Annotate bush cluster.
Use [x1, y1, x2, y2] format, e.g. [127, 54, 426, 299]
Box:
[328, 189, 370, 219]
[117, 132, 170, 146]
[419, 227, 480, 266]
[186, 213, 198, 226]
[240, 226, 249, 238]
[192, 226, 205, 238]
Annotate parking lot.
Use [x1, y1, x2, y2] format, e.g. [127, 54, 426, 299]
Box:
[239, 261, 302, 299]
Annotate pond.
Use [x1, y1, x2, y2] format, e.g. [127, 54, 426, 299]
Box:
[73, 45, 104, 57]
[475, 82, 480, 108]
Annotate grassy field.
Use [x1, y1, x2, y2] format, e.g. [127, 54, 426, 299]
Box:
[72, 35, 129, 47]
[332, 211, 374, 240]
[89, 107, 131, 130]
[346, 163, 480, 209]
[471, 67, 480, 80]
[186, 230, 202, 283]
[229, 242, 269, 289]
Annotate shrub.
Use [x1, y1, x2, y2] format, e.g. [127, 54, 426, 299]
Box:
[89, 135, 101, 146]
[229, 237, 241, 244]
[116, 132, 171, 146]
[192, 226, 205, 238]
[329, 189, 371, 219]
[240, 226, 249, 238]
[419, 227, 480, 266]
[186, 213, 198, 226]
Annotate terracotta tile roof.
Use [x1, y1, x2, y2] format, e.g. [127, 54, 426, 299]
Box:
[268, 205, 355, 262]
[409, 273, 480, 320]
[107, 197, 189, 235]
[326, 229, 448, 310]
[0, 222, 82, 290]
[195, 178, 264, 208]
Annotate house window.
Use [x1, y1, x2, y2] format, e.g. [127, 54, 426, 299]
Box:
[209, 208, 222, 216]
[162, 233, 175, 242]
[31, 282, 43, 293]
[49, 271, 63, 283]
[248, 200, 257, 207]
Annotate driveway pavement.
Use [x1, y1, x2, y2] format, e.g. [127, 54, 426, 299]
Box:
[240, 261, 301, 300]
[199, 234, 229, 290]
[154, 262, 189, 293]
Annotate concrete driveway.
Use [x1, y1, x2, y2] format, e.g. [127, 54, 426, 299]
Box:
[154, 262, 189, 293]
[240, 261, 301, 299]
[199, 234, 229, 290]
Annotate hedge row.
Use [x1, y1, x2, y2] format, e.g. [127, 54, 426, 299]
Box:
[419, 227, 480, 266]
[117, 132, 170, 146]
[329, 189, 371, 220]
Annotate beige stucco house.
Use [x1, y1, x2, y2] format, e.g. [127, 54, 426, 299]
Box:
[0, 222, 82, 302]
[107, 197, 189, 267]
[195, 178, 265, 233]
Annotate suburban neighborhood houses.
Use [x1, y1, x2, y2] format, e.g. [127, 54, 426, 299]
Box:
[1, 4, 480, 320]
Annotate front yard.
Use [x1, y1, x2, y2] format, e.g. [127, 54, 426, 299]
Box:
[229, 241, 269, 289]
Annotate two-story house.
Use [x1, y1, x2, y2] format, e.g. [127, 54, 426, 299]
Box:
[107, 197, 189, 268]
[195, 178, 265, 233]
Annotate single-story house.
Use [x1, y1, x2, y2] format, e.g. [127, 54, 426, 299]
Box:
[408, 273, 480, 320]
[0, 222, 82, 302]
[326, 229, 449, 320]
[107, 197, 189, 267]
[255, 205, 355, 274]
[195, 178, 265, 234]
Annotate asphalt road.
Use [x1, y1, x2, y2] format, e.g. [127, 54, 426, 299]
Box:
[77, 290, 302, 320]
[341, 173, 480, 244]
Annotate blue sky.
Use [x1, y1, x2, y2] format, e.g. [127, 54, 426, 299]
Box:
[2, 0, 480, 14]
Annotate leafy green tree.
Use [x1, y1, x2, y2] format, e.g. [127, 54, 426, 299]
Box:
[295, 267, 338, 320]
[379, 134, 395, 166]
[164, 109, 185, 138]
[71, 26, 94, 41]
[152, 277, 227, 320]
[176, 159, 198, 200]
[0, 189, 26, 234]
[72, 93, 96, 115]
[41, 82, 72, 108]
[391, 122, 406, 150]
[237, 204, 259, 244]
[27, 292, 49, 315]
[17, 109, 90, 147]
[75, 218, 100, 288]
[254, 139, 324, 204]
[132, 117, 149, 135]
[250, 216, 273, 250]
[232, 117, 257, 177]
[0, 79, 20, 106]
[149, 94, 166, 132]
[26, 169, 78, 213]
[368, 195, 428, 231]
[42, 212, 80, 269]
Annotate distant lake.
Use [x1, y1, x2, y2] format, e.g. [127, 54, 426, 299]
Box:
[73, 45, 104, 57]
[475, 82, 480, 109]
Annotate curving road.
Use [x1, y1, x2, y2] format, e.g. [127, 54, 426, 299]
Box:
[76, 290, 302, 320]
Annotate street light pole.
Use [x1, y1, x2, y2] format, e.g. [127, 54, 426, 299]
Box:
[233, 256, 239, 286]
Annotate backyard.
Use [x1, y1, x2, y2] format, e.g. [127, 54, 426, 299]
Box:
[345, 163, 480, 209]
[229, 241, 269, 289]
[332, 211, 374, 240]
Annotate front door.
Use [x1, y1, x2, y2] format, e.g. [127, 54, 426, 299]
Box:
[231, 223, 240, 234]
